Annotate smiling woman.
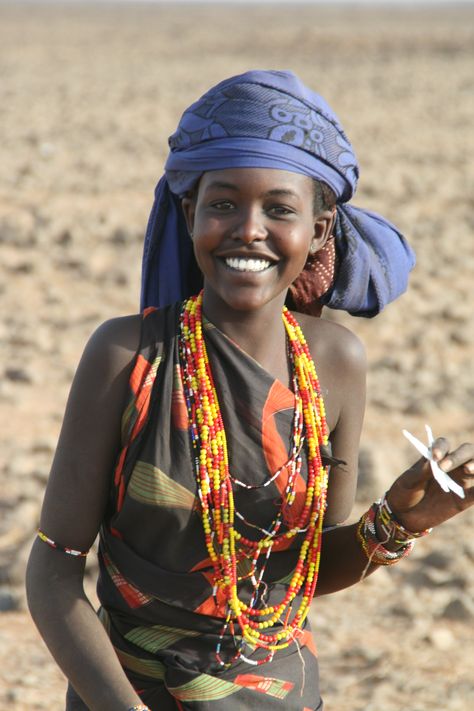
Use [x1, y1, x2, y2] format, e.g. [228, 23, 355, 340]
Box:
[181, 168, 333, 316]
[26, 70, 474, 711]
[140, 70, 415, 319]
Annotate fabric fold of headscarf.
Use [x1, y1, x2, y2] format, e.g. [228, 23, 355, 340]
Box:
[140, 70, 415, 317]
[320, 204, 415, 316]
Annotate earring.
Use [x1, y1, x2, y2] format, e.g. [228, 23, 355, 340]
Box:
[309, 242, 318, 255]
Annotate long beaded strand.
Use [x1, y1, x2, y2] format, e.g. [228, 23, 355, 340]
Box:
[178, 292, 329, 664]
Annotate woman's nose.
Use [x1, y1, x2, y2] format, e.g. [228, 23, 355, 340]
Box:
[231, 208, 267, 243]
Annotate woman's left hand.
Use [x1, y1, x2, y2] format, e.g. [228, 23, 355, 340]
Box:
[386, 438, 474, 532]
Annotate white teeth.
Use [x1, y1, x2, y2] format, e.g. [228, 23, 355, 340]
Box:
[225, 257, 271, 272]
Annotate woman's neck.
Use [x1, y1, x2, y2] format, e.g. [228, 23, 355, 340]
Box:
[202, 292, 290, 385]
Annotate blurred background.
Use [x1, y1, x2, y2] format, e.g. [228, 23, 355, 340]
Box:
[1, 1, 473, 709]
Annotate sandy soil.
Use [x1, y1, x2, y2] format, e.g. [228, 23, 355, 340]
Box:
[0, 2, 473, 709]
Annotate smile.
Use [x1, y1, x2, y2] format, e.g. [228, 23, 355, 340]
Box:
[224, 257, 272, 273]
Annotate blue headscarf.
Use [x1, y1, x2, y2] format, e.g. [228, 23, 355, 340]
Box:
[140, 70, 415, 317]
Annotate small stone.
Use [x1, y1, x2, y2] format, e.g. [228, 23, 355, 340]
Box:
[404, 569, 432, 589]
[420, 550, 452, 569]
[110, 226, 129, 245]
[111, 269, 128, 286]
[56, 256, 88, 275]
[4, 367, 32, 384]
[430, 569, 467, 589]
[5, 688, 21, 702]
[55, 228, 73, 246]
[387, 602, 415, 619]
[440, 596, 474, 621]
[428, 626, 455, 650]
[30, 441, 55, 456]
[0, 215, 36, 247]
[342, 644, 382, 667]
[8, 261, 34, 274]
[0, 588, 19, 612]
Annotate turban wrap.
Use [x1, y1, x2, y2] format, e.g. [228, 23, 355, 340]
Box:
[140, 70, 415, 317]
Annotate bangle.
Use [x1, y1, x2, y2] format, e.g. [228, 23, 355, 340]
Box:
[378, 494, 432, 545]
[127, 706, 151, 710]
[37, 529, 89, 557]
[356, 504, 414, 567]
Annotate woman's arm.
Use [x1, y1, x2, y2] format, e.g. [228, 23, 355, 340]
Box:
[316, 438, 474, 596]
[310, 320, 474, 597]
[315, 522, 373, 596]
[305, 317, 367, 526]
[26, 314, 145, 711]
[305, 319, 376, 595]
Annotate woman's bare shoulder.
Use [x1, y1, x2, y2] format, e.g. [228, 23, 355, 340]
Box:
[82, 308, 167, 375]
[84, 313, 143, 368]
[294, 311, 367, 374]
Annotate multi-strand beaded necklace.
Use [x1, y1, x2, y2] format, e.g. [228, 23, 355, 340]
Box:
[178, 292, 329, 666]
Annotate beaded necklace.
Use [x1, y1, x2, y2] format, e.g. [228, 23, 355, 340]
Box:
[178, 292, 329, 666]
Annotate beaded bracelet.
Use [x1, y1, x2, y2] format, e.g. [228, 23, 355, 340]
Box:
[378, 494, 432, 545]
[37, 529, 89, 557]
[356, 504, 414, 567]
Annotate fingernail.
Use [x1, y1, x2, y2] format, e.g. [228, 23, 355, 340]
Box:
[432, 449, 443, 461]
[440, 458, 452, 471]
[464, 462, 474, 475]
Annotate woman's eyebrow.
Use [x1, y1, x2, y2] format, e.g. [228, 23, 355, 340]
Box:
[204, 182, 299, 198]
[204, 180, 239, 192]
[266, 188, 299, 198]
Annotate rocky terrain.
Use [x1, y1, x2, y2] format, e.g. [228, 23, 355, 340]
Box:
[0, 2, 473, 709]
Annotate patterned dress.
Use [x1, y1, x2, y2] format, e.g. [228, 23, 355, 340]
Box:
[67, 303, 324, 710]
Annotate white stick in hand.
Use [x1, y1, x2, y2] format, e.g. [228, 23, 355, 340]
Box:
[402, 426, 465, 499]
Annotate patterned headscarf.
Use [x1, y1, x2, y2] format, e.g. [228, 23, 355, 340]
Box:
[141, 70, 415, 317]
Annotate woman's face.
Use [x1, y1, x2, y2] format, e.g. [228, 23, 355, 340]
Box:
[182, 167, 333, 315]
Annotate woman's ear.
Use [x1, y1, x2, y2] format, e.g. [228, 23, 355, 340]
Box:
[310, 207, 336, 254]
[181, 193, 196, 237]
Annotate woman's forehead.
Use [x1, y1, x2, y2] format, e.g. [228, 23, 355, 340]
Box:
[199, 167, 314, 195]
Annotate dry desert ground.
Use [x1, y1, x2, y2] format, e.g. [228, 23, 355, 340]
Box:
[0, 2, 473, 709]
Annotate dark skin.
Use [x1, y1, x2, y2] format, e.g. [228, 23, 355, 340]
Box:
[26, 168, 474, 710]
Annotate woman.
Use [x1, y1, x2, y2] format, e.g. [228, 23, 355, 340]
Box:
[26, 71, 474, 711]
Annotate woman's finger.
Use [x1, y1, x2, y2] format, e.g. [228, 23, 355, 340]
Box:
[438, 442, 474, 472]
[463, 460, 474, 476]
[431, 436, 450, 461]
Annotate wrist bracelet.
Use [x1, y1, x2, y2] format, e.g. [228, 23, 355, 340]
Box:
[356, 504, 414, 567]
[378, 494, 432, 545]
[127, 706, 151, 710]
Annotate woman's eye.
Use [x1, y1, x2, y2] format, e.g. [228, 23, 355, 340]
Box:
[210, 200, 234, 210]
[268, 205, 294, 217]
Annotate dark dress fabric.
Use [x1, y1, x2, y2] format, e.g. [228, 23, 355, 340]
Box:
[67, 303, 324, 710]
